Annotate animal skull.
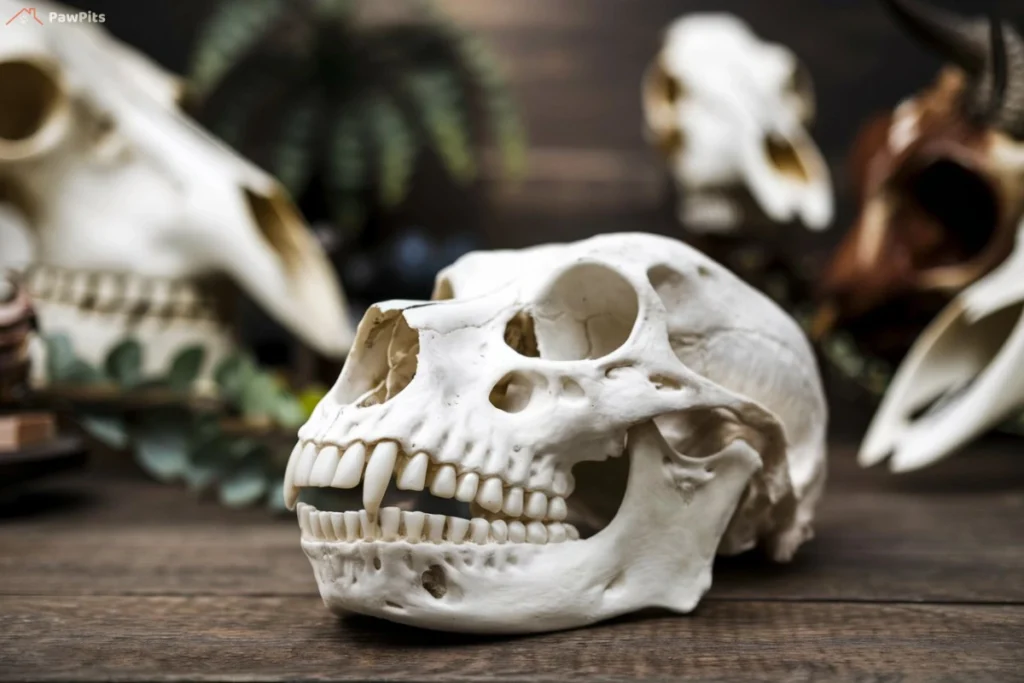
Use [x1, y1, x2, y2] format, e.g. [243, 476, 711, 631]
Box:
[642, 14, 833, 232]
[0, 0, 353, 377]
[815, 0, 1024, 360]
[284, 233, 827, 634]
[860, 218, 1024, 472]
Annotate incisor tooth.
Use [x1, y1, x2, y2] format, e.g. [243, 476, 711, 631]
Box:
[547, 522, 567, 543]
[319, 513, 337, 541]
[477, 477, 504, 512]
[332, 443, 366, 488]
[298, 503, 311, 534]
[470, 518, 490, 544]
[330, 512, 345, 541]
[309, 511, 324, 539]
[426, 514, 445, 543]
[455, 473, 480, 502]
[548, 496, 568, 521]
[526, 492, 548, 519]
[359, 510, 374, 540]
[397, 452, 428, 491]
[490, 519, 508, 543]
[283, 441, 302, 509]
[502, 487, 524, 517]
[295, 442, 318, 486]
[380, 507, 401, 541]
[430, 465, 457, 498]
[343, 511, 360, 541]
[526, 521, 548, 544]
[309, 446, 340, 487]
[508, 521, 526, 543]
[447, 517, 470, 543]
[403, 511, 425, 541]
[363, 442, 399, 518]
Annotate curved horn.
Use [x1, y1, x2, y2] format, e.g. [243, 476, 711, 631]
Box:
[882, 0, 988, 72]
[992, 20, 1024, 139]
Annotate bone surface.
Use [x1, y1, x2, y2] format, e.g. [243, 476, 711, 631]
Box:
[285, 233, 828, 634]
[0, 0, 354, 377]
[642, 14, 833, 232]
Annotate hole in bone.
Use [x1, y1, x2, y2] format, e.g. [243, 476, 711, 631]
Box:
[0, 61, 62, 142]
[765, 134, 810, 182]
[384, 601, 403, 610]
[432, 276, 455, 301]
[243, 188, 307, 272]
[655, 407, 756, 460]
[564, 441, 630, 539]
[422, 565, 447, 599]
[697, 265, 712, 278]
[560, 377, 585, 398]
[489, 371, 544, 414]
[532, 263, 640, 361]
[651, 60, 685, 104]
[334, 311, 420, 407]
[650, 374, 683, 391]
[372, 556, 382, 570]
[504, 311, 540, 357]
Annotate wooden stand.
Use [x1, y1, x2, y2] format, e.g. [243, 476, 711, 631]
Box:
[0, 412, 56, 452]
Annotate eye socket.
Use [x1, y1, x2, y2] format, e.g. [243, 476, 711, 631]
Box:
[505, 263, 639, 361]
[0, 60, 62, 143]
[765, 134, 810, 182]
[652, 61, 685, 104]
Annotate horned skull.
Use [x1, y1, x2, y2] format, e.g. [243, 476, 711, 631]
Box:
[816, 0, 1024, 361]
[642, 14, 833, 232]
[0, 0, 353, 377]
[284, 233, 827, 634]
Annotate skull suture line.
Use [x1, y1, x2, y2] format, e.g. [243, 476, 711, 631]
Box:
[642, 14, 833, 232]
[285, 233, 827, 634]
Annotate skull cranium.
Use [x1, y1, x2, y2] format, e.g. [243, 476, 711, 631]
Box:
[285, 233, 827, 634]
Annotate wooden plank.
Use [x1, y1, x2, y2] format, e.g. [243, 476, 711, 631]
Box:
[0, 596, 1020, 682]
[1, 444, 1022, 603]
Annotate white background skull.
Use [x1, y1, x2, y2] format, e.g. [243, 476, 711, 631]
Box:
[643, 14, 833, 232]
[286, 233, 827, 634]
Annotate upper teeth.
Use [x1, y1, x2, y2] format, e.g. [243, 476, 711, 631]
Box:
[285, 439, 570, 524]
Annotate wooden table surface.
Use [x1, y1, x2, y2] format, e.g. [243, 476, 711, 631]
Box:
[1, 439, 1022, 682]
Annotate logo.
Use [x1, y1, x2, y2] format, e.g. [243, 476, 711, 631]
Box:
[5, 6, 106, 25]
[6, 7, 42, 25]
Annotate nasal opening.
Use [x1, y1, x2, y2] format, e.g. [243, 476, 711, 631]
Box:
[332, 310, 420, 407]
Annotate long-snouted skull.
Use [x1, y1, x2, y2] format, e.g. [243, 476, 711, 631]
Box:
[284, 233, 827, 634]
[815, 0, 1024, 359]
[0, 0, 353, 375]
[642, 14, 833, 233]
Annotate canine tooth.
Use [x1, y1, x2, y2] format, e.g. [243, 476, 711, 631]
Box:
[490, 519, 508, 543]
[430, 465, 457, 498]
[380, 507, 401, 541]
[403, 511, 425, 541]
[426, 514, 446, 543]
[446, 517, 470, 543]
[332, 442, 366, 488]
[283, 441, 302, 509]
[526, 492, 548, 519]
[397, 452, 428, 491]
[343, 511, 360, 541]
[508, 521, 526, 543]
[469, 518, 490, 544]
[526, 521, 548, 544]
[309, 511, 324, 539]
[547, 523, 567, 543]
[455, 473, 480, 502]
[330, 512, 346, 541]
[295, 441, 318, 486]
[359, 510, 374, 540]
[476, 477, 504, 512]
[309, 446, 341, 487]
[565, 524, 580, 541]
[502, 487, 524, 517]
[363, 442, 399, 518]
[547, 496, 568, 521]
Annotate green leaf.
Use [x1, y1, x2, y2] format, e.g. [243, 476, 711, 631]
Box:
[368, 96, 416, 207]
[240, 372, 280, 419]
[273, 392, 307, 429]
[184, 431, 233, 492]
[79, 414, 129, 450]
[219, 450, 269, 507]
[44, 334, 77, 382]
[132, 408, 192, 483]
[188, 0, 285, 100]
[214, 353, 256, 404]
[105, 339, 143, 389]
[168, 346, 206, 392]
[63, 360, 105, 387]
[405, 69, 476, 184]
[274, 94, 323, 197]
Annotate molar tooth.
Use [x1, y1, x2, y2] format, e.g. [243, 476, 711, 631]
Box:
[343, 511, 360, 541]
[430, 465, 457, 498]
[380, 507, 401, 541]
[283, 441, 302, 509]
[363, 442, 399, 519]
[455, 473, 480, 502]
[526, 521, 548, 544]
[294, 441, 318, 487]
[490, 519, 508, 543]
[309, 445, 340, 487]
[359, 510, 374, 540]
[476, 477, 504, 513]
[332, 442, 366, 488]
[446, 517, 470, 543]
[547, 496, 568, 521]
[507, 521, 527, 543]
[330, 512, 346, 541]
[309, 511, 324, 539]
[565, 524, 580, 541]
[403, 511, 425, 542]
[502, 487, 524, 517]
[397, 452, 428, 491]
[547, 523, 567, 543]
[525, 492, 548, 519]
[469, 518, 490, 544]
[425, 514, 446, 543]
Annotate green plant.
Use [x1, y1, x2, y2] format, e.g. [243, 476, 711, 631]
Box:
[186, 0, 526, 236]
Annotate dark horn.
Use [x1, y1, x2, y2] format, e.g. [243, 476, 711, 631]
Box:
[993, 21, 1024, 139]
[882, 0, 988, 72]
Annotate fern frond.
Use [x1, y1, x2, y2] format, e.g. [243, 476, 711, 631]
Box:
[405, 69, 475, 184]
[188, 0, 285, 101]
[326, 107, 368, 233]
[273, 93, 324, 197]
[368, 96, 416, 207]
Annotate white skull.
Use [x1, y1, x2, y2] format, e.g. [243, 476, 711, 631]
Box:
[642, 14, 833, 232]
[284, 233, 827, 634]
[0, 0, 353, 376]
